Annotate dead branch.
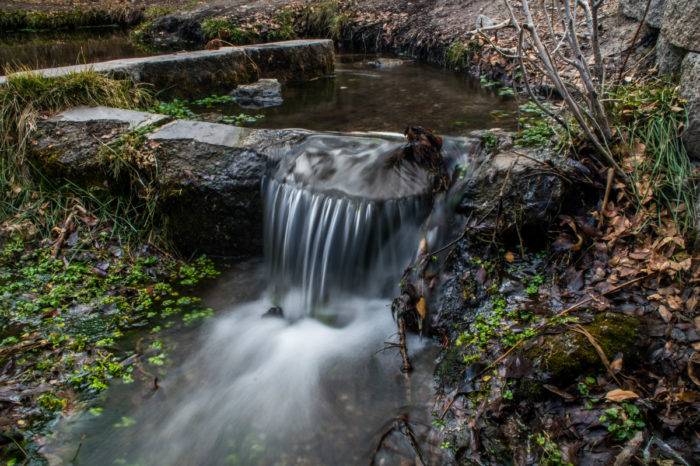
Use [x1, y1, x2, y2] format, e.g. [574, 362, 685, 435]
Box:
[618, 0, 653, 81]
[370, 415, 425, 466]
[398, 316, 412, 373]
[502, 0, 629, 182]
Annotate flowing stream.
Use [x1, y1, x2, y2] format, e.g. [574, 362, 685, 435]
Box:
[25, 35, 514, 465]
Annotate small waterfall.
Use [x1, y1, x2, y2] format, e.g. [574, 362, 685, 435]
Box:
[262, 133, 437, 311]
[264, 178, 427, 309]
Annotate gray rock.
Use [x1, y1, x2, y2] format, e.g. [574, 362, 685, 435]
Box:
[661, 0, 700, 52]
[656, 34, 688, 74]
[30, 106, 170, 183]
[620, 0, 666, 29]
[475, 15, 496, 30]
[232, 79, 283, 108]
[679, 53, 700, 160]
[145, 121, 308, 257]
[367, 58, 409, 68]
[456, 143, 586, 233]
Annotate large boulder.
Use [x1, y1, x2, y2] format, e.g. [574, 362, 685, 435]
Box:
[656, 34, 688, 75]
[145, 120, 305, 257]
[620, 0, 666, 29]
[30, 107, 308, 257]
[679, 53, 700, 160]
[660, 0, 700, 52]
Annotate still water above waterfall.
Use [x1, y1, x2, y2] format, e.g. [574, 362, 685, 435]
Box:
[193, 54, 518, 134]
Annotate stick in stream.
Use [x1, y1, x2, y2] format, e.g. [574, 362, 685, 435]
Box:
[398, 316, 412, 373]
[369, 415, 425, 466]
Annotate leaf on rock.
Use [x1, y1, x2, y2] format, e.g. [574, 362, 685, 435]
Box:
[416, 296, 427, 321]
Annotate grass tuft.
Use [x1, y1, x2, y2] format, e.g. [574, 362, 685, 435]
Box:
[300, 0, 350, 40]
[0, 69, 155, 243]
[609, 79, 697, 232]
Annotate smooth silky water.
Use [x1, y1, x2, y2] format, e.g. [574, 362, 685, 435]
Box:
[25, 36, 516, 466]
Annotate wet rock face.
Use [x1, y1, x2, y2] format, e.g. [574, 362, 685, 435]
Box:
[146, 122, 269, 257]
[455, 144, 586, 235]
[232, 79, 283, 108]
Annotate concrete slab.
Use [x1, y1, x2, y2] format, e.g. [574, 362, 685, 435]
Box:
[148, 120, 252, 147]
[50, 106, 169, 129]
[0, 39, 335, 98]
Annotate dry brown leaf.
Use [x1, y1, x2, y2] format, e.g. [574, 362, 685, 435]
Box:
[657, 305, 673, 323]
[605, 389, 639, 402]
[416, 296, 427, 321]
[610, 356, 624, 373]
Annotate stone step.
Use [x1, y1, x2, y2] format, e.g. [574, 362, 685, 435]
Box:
[30, 105, 309, 257]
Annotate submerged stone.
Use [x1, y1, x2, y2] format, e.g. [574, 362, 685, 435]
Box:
[367, 58, 409, 68]
[262, 306, 284, 318]
[232, 79, 283, 108]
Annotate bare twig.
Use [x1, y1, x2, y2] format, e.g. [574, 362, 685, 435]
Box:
[398, 316, 412, 373]
[598, 167, 614, 227]
[618, 0, 653, 81]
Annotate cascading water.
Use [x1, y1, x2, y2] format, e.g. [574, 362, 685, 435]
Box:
[47, 132, 478, 466]
[263, 133, 434, 311]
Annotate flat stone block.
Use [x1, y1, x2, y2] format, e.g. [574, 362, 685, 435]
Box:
[148, 120, 252, 147]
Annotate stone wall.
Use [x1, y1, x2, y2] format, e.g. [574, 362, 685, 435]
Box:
[0, 39, 335, 99]
[620, 0, 700, 160]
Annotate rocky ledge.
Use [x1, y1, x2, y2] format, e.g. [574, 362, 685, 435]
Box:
[29, 106, 581, 258]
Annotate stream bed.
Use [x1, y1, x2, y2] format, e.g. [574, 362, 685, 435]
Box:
[10, 32, 519, 466]
[193, 54, 518, 134]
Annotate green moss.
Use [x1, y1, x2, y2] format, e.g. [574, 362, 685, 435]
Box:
[301, 0, 350, 40]
[528, 312, 639, 383]
[435, 346, 467, 387]
[201, 16, 256, 43]
[446, 42, 469, 70]
[268, 9, 297, 41]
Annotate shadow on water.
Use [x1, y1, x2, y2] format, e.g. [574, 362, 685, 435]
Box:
[0, 29, 149, 75]
[195, 54, 518, 135]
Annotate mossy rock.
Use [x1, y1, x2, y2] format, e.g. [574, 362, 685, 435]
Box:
[435, 345, 467, 388]
[526, 312, 640, 385]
